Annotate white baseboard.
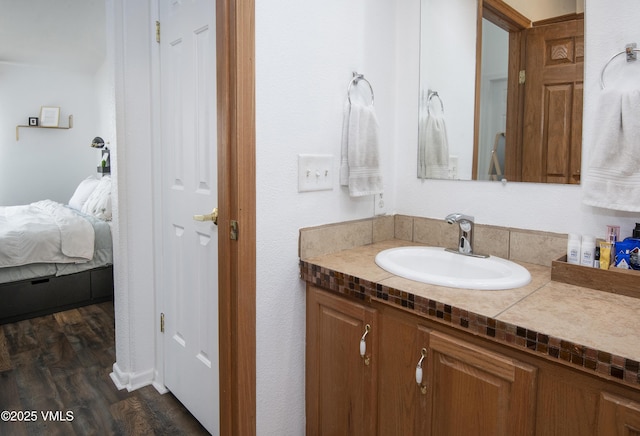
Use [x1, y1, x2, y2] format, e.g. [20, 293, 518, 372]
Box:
[129, 367, 155, 391]
[152, 368, 169, 394]
[109, 363, 155, 392]
[152, 380, 169, 394]
[110, 362, 129, 390]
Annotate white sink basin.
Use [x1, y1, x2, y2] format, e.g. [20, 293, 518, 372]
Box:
[375, 246, 531, 290]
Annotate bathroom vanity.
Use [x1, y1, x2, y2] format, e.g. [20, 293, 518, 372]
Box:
[300, 216, 640, 436]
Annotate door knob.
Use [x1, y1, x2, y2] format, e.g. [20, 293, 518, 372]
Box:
[193, 207, 219, 225]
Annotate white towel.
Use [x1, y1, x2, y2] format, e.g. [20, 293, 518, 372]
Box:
[340, 101, 383, 197]
[417, 91, 429, 178]
[583, 89, 640, 212]
[418, 91, 449, 179]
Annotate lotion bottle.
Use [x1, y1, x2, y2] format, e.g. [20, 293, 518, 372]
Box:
[567, 233, 581, 265]
[580, 235, 596, 267]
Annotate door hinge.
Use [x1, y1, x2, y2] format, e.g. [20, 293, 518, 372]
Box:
[519, 70, 526, 84]
[160, 312, 165, 333]
[230, 220, 239, 240]
[155, 20, 161, 43]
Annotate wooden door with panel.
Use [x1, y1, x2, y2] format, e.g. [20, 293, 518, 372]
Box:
[521, 18, 584, 184]
[425, 331, 538, 436]
[598, 392, 640, 436]
[306, 286, 378, 436]
[376, 306, 431, 435]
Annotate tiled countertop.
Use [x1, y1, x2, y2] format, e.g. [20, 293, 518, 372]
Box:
[300, 239, 640, 388]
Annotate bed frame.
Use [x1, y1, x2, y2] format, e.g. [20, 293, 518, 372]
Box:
[0, 266, 114, 324]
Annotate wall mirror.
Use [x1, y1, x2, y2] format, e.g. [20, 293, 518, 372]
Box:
[418, 0, 584, 184]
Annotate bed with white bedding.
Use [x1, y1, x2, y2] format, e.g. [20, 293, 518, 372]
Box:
[0, 176, 114, 324]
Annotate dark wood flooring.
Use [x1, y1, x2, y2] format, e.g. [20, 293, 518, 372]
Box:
[0, 301, 210, 435]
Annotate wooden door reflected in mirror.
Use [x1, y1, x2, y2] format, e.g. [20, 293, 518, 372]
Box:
[474, 0, 584, 184]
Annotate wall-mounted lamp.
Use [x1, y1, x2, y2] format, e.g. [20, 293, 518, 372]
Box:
[91, 136, 110, 174]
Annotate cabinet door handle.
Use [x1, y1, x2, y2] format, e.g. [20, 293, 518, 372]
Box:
[416, 348, 427, 394]
[360, 324, 371, 365]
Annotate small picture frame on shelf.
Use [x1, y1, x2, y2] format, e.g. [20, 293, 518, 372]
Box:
[28, 117, 38, 126]
[39, 106, 60, 127]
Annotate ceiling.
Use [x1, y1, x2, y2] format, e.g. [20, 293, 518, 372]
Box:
[0, 0, 106, 73]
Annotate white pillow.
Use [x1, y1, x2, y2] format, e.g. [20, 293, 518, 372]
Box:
[68, 176, 100, 211]
[82, 176, 112, 220]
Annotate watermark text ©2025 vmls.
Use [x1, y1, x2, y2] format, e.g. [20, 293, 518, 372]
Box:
[1, 410, 74, 422]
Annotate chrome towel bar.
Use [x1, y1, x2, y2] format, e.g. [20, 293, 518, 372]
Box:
[600, 42, 639, 89]
[347, 72, 374, 105]
[427, 89, 444, 113]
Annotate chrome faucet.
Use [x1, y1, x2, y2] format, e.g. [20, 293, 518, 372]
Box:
[445, 213, 487, 258]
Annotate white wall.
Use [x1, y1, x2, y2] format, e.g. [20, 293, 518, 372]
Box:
[477, 20, 508, 180]
[0, 63, 105, 206]
[108, 0, 158, 392]
[255, 0, 399, 433]
[95, 59, 118, 155]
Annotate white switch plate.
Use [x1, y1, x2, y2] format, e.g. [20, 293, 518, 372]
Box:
[298, 154, 334, 192]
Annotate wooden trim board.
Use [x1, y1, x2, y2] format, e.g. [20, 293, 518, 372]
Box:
[217, 1, 257, 434]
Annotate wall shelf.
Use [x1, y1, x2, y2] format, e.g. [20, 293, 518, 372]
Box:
[16, 115, 74, 140]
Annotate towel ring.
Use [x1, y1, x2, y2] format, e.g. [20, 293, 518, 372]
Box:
[600, 43, 639, 89]
[428, 90, 444, 112]
[347, 72, 374, 106]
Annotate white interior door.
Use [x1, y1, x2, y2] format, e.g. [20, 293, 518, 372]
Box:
[159, 0, 219, 434]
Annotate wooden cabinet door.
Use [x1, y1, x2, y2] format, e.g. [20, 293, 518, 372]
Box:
[306, 287, 377, 436]
[598, 392, 640, 435]
[521, 18, 583, 184]
[376, 308, 431, 434]
[426, 331, 537, 436]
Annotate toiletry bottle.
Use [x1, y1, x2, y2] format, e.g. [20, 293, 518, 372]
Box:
[594, 244, 600, 269]
[580, 235, 595, 267]
[633, 223, 640, 239]
[599, 240, 612, 270]
[607, 225, 620, 244]
[567, 233, 581, 265]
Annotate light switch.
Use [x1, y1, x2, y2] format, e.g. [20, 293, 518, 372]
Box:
[298, 154, 334, 192]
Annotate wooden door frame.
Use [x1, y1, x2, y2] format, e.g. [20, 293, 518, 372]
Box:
[217, 1, 256, 435]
